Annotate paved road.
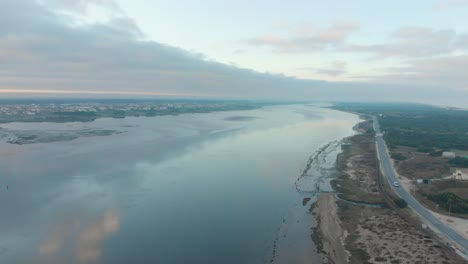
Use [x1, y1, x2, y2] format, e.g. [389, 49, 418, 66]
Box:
[372, 117, 468, 256]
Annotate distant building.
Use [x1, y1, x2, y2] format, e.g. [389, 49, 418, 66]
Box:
[442, 151, 456, 158]
[452, 168, 468, 180]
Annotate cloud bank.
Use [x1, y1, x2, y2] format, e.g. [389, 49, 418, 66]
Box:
[0, 0, 467, 106]
[1, 0, 324, 99]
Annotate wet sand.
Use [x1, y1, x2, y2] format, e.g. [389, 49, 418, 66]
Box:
[313, 193, 349, 264]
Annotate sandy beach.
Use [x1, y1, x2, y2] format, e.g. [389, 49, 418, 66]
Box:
[313, 193, 349, 264]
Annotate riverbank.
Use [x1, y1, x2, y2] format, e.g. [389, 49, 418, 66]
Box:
[270, 140, 348, 264]
[312, 118, 466, 263]
[312, 193, 348, 264]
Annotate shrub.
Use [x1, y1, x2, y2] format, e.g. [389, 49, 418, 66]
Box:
[417, 146, 434, 153]
[449, 157, 468, 168]
[429, 150, 444, 157]
[427, 192, 468, 214]
[394, 198, 408, 208]
[366, 128, 375, 134]
[391, 153, 407, 161]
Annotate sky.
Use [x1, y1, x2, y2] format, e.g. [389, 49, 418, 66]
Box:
[1, 0, 468, 105]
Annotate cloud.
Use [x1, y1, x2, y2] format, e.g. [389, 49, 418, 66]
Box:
[248, 35, 291, 49]
[248, 24, 467, 59]
[38, 0, 123, 14]
[232, 49, 245, 54]
[365, 55, 468, 90]
[1, 0, 468, 106]
[247, 22, 359, 52]
[456, 33, 468, 49]
[432, 0, 468, 10]
[1, 0, 326, 99]
[298, 61, 347, 77]
[345, 26, 459, 58]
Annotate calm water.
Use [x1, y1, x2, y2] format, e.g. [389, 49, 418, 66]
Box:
[0, 105, 359, 264]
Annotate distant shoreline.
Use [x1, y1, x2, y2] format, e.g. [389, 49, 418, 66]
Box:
[0, 99, 282, 124]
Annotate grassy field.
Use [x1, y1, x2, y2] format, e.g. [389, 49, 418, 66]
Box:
[392, 146, 451, 180]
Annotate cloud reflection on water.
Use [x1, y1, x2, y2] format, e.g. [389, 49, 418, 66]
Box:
[39, 210, 120, 264]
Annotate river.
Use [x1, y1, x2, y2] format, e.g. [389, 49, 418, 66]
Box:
[0, 104, 359, 264]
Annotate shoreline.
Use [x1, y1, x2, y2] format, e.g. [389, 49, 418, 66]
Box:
[0, 100, 271, 124]
[310, 118, 368, 264]
[269, 139, 349, 264]
[311, 193, 349, 264]
[312, 117, 466, 263]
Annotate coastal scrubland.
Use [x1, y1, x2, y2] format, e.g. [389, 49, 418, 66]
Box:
[330, 103, 468, 217]
[312, 118, 466, 263]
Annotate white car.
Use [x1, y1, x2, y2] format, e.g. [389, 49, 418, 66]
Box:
[393, 181, 399, 187]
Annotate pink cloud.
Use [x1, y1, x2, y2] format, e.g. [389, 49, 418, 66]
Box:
[247, 35, 292, 48]
[247, 22, 359, 52]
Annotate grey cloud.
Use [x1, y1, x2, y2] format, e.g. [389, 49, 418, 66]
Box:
[298, 61, 347, 77]
[0, 1, 332, 99]
[248, 25, 466, 59]
[315, 68, 345, 77]
[38, 0, 123, 14]
[1, 0, 468, 106]
[345, 26, 459, 58]
[364, 55, 468, 91]
[232, 49, 245, 54]
[456, 33, 468, 49]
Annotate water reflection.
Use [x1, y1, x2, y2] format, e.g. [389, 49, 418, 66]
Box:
[0, 105, 359, 264]
[39, 210, 120, 264]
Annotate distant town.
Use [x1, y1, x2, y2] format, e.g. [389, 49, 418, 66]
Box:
[0, 99, 270, 123]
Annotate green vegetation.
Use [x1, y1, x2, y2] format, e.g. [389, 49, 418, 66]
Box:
[330, 103, 468, 150]
[391, 153, 407, 161]
[422, 179, 431, 184]
[366, 128, 375, 135]
[429, 150, 444, 157]
[448, 157, 468, 168]
[426, 192, 468, 214]
[417, 146, 434, 153]
[393, 198, 408, 208]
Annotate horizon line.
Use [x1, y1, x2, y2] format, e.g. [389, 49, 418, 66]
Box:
[0, 89, 210, 97]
